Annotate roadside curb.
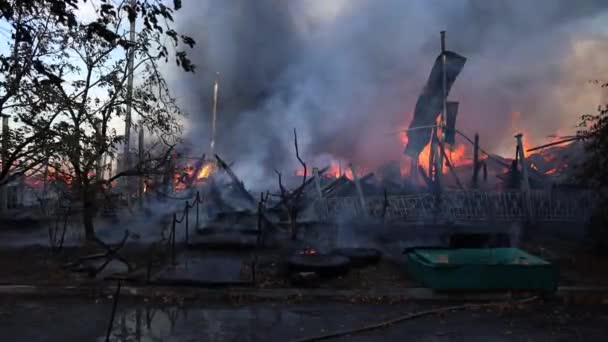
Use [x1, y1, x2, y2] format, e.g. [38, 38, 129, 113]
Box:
[1, 285, 607, 303]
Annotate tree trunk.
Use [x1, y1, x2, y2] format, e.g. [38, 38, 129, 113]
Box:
[83, 205, 96, 241]
[82, 188, 98, 241]
[289, 208, 298, 240]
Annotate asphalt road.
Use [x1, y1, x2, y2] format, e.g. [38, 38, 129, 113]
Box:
[0, 298, 606, 341]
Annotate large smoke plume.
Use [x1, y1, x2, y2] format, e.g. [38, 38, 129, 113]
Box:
[168, 0, 608, 189]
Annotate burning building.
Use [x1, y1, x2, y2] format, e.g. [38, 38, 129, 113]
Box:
[171, 0, 607, 192]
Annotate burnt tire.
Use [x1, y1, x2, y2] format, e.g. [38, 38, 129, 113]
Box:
[287, 254, 350, 275]
[332, 248, 382, 267]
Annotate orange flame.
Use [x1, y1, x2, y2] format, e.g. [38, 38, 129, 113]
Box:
[400, 128, 470, 177]
[296, 162, 356, 180]
[197, 162, 217, 179]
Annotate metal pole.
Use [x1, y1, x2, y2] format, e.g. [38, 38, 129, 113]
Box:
[138, 123, 144, 207]
[210, 74, 219, 155]
[105, 281, 122, 342]
[437, 30, 447, 184]
[122, 0, 137, 207]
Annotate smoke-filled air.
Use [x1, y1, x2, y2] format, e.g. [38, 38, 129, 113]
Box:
[168, 0, 608, 189]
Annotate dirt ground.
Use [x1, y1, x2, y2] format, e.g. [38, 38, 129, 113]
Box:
[1, 239, 608, 289]
[2, 217, 608, 290]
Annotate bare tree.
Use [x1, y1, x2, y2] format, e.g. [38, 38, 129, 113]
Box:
[275, 128, 307, 240]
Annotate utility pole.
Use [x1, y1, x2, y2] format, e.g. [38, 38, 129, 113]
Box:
[122, 0, 137, 207]
[138, 123, 144, 207]
[0, 115, 8, 212]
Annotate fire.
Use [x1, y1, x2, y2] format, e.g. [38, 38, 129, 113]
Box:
[299, 247, 318, 255]
[296, 161, 356, 180]
[545, 168, 558, 175]
[448, 143, 469, 167]
[197, 162, 217, 179]
[400, 129, 470, 176]
[173, 159, 218, 192]
[510, 112, 535, 153]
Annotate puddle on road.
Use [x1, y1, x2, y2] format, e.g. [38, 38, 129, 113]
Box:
[100, 305, 318, 341]
[99, 304, 393, 341]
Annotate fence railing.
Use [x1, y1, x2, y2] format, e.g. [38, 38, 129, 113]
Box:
[314, 190, 596, 223]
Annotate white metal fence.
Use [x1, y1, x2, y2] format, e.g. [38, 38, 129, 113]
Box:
[314, 190, 595, 223]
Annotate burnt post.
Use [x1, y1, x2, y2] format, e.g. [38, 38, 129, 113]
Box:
[515, 133, 533, 221]
[515, 134, 530, 192]
[410, 158, 418, 184]
[313, 167, 323, 199]
[195, 192, 200, 229]
[349, 163, 367, 217]
[472, 133, 479, 188]
[164, 152, 175, 197]
[184, 201, 189, 245]
[428, 127, 436, 182]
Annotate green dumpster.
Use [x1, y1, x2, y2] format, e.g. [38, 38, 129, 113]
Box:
[406, 248, 558, 292]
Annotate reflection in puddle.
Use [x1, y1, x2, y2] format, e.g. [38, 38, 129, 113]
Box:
[101, 305, 293, 341]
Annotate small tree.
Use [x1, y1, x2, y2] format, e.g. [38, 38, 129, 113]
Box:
[36, 0, 195, 240]
[577, 82, 608, 250]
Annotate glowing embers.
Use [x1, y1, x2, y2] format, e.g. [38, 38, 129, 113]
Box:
[298, 247, 318, 255]
[174, 159, 219, 192]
